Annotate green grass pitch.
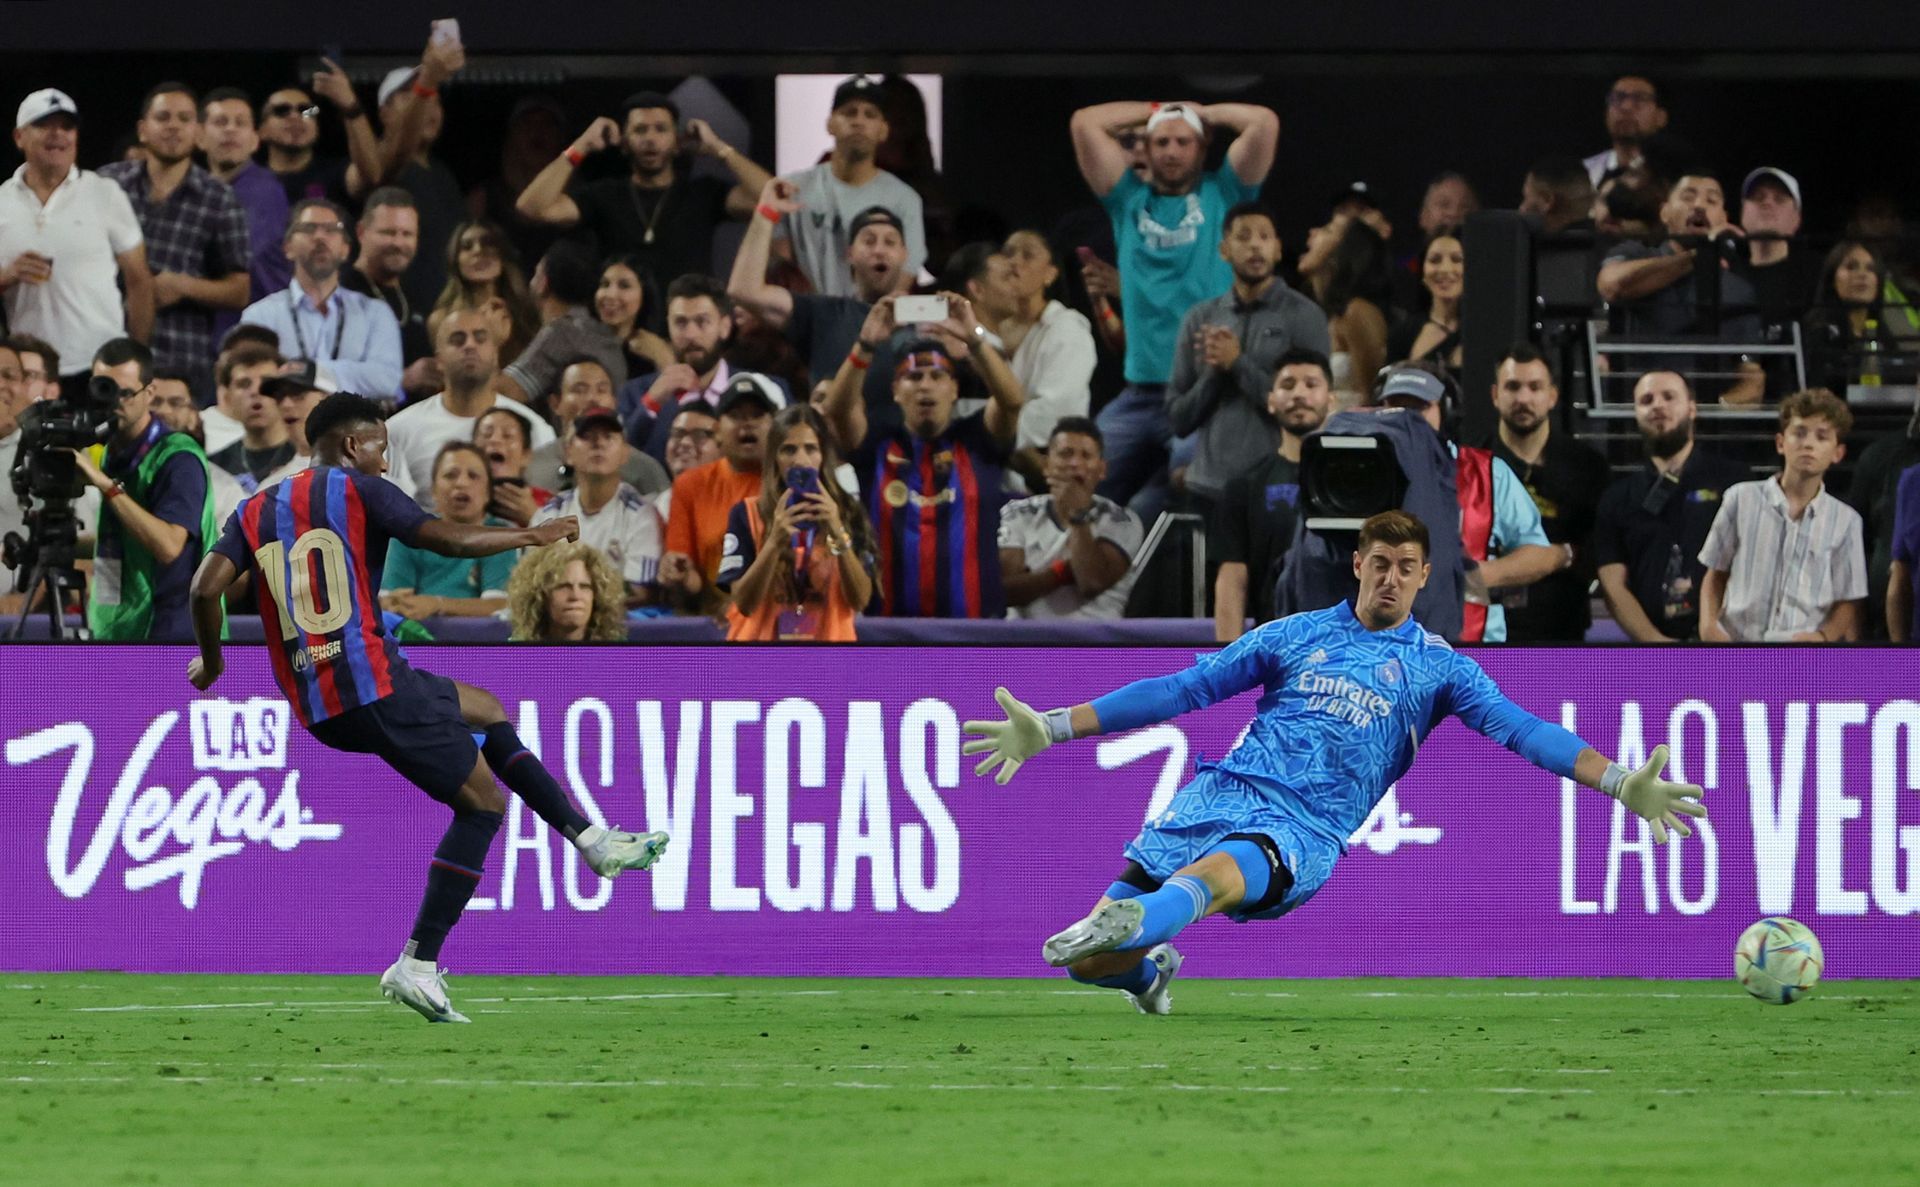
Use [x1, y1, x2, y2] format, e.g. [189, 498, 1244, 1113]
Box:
[3, 975, 1916, 1185]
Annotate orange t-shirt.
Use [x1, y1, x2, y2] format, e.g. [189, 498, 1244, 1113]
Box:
[666, 459, 763, 583]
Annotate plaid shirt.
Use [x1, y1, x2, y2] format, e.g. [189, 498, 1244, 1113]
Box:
[98, 160, 250, 383]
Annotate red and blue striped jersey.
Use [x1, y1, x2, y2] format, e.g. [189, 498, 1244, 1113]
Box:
[853, 414, 1009, 618]
[212, 467, 431, 725]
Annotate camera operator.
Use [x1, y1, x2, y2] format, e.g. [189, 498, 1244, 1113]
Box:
[71, 338, 216, 641]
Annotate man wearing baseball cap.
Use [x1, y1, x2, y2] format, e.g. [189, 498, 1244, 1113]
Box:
[1733, 166, 1817, 333]
[659, 371, 788, 609]
[1377, 362, 1561, 643]
[771, 75, 927, 299]
[1068, 95, 1280, 521]
[372, 30, 468, 311]
[532, 406, 664, 600]
[0, 89, 155, 377]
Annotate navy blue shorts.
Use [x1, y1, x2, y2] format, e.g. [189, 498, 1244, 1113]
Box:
[308, 667, 478, 804]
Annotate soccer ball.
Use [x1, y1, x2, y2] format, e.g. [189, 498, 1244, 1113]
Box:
[1734, 917, 1824, 1005]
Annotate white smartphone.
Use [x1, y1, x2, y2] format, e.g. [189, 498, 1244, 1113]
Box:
[430, 18, 462, 48]
[893, 295, 948, 324]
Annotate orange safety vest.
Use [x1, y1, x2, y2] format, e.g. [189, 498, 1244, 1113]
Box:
[724, 499, 861, 642]
[1457, 445, 1495, 643]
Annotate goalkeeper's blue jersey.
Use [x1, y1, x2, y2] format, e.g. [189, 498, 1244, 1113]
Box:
[1091, 601, 1585, 850]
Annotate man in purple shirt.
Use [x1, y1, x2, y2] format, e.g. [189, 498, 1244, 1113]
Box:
[199, 87, 292, 357]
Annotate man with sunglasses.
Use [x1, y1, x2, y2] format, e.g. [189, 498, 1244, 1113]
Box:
[238, 198, 404, 399]
[67, 338, 215, 641]
[1592, 370, 1747, 642]
[258, 60, 382, 208]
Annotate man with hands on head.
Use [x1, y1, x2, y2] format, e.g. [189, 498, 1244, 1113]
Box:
[515, 91, 770, 290]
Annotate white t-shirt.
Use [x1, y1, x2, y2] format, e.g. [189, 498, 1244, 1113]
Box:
[532, 481, 662, 586]
[0, 430, 22, 588]
[199, 406, 244, 456]
[384, 391, 556, 508]
[998, 493, 1143, 620]
[0, 166, 144, 375]
[1007, 301, 1097, 450]
[776, 163, 927, 298]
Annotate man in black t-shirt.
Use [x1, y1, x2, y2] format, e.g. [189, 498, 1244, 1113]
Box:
[1211, 348, 1334, 641]
[1731, 167, 1819, 336]
[1488, 345, 1612, 641]
[514, 92, 771, 301]
[1592, 370, 1748, 641]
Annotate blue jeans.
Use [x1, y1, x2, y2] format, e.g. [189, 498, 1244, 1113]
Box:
[1094, 384, 1197, 525]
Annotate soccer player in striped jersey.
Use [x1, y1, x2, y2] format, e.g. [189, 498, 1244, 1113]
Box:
[186, 393, 670, 1023]
[963, 510, 1707, 1015]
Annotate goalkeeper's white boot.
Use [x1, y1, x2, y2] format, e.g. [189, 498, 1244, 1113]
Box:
[1129, 944, 1184, 1016]
[577, 825, 670, 878]
[1043, 899, 1145, 967]
[379, 954, 469, 1024]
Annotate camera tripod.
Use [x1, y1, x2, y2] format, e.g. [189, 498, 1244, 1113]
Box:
[4, 503, 87, 641]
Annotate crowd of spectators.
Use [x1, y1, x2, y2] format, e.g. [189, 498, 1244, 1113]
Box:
[0, 44, 1913, 645]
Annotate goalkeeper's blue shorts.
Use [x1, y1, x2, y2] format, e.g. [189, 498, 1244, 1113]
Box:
[1121, 765, 1340, 921]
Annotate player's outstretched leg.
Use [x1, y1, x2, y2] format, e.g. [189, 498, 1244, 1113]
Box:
[455, 681, 669, 876]
[1056, 883, 1187, 1014]
[381, 754, 505, 1024]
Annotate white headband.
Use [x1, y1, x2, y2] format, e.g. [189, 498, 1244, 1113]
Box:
[1145, 103, 1204, 135]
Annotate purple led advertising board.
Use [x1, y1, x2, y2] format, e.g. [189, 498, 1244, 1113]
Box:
[1, 645, 1914, 978]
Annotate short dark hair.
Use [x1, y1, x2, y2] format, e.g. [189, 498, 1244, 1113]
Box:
[943, 241, 1000, 292]
[430, 440, 494, 492]
[664, 272, 733, 317]
[1357, 509, 1429, 560]
[359, 186, 416, 223]
[474, 405, 535, 450]
[619, 91, 679, 126]
[4, 333, 59, 376]
[1778, 388, 1853, 437]
[539, 240, 600, 306]
[1274, 347, 1333, 384]
[217, 342, 283, 388]
[93, 338, 153, 386]
[1048, 416, 1104, 454]
[1497, 342, 1559, 386]
[1222, 201, 1277, 238]
[286, 198, 351, 243]
[151, 365, 196, 389]
[304, 392, 387, 453]
[1526, 155, 1594, 208]
[139, 81, 197, 118]
[200, 86, 251, 117]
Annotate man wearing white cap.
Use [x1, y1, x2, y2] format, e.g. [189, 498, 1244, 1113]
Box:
[1734, 166, 1817, 332]
[372, 31, 467, 313]
[0, 89, 155, 377]
[1068, 97, 1279, 523]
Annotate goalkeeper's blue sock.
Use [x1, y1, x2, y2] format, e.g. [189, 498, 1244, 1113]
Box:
[1069, 957, 1159, 995]
[1122, 875, 1211, 949]
[480, 722, 589, 839]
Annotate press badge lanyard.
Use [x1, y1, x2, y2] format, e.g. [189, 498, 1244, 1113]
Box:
[286, 290, 348, 360]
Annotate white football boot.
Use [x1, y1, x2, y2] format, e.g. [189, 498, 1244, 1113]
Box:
[379, 954, 469, 1023]
[1042, 899, 1145, 967]
[1129, 944, 1184, 1015]
[577, 826, 671, 877]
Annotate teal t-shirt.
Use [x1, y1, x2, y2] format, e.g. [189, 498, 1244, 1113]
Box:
[381, 517, 517, 600]
[1103, 165, 1259, 386]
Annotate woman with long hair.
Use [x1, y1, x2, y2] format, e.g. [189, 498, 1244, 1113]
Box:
[428, 220, 542, 367]
[717, 405, 875, 641]
[1389, 227, 1465, 374]
[1803, 239, 1894, 394]
[1297, 212, 1393, 404]
[379, 442, 517, 620]
[594, 254, 677, 378]
[507, 540, 628, 642]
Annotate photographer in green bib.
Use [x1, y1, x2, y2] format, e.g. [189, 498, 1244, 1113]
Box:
[73, 338, 219, 641]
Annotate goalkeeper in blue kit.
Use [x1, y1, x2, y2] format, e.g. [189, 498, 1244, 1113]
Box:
[962, 510, 1706, 1014]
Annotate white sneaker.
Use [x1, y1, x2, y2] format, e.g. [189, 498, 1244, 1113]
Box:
[577, 826, 670, 878]
[1129, 944, 1184, 1015]
[1042, 899, 1144, 967]
[379, 955, 469, 1023]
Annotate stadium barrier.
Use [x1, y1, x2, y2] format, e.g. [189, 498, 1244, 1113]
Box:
[2, 644, 1914, 977]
